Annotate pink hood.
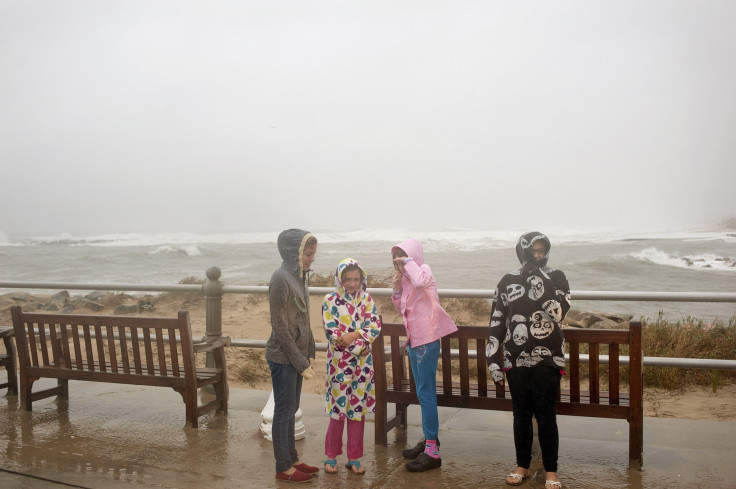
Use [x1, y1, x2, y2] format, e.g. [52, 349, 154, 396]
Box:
[392, 239, 457, 347]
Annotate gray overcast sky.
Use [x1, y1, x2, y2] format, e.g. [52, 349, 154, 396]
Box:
[1, 1, 735, 236]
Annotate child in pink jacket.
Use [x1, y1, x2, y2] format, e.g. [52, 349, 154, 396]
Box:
[391, 238, 457, 472]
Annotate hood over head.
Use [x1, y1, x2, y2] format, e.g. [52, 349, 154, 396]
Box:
[333, 258, 367, 300]
[516, 231, 551, 268]
[391, 238, 425, 266]
[277, 228, 317, 275]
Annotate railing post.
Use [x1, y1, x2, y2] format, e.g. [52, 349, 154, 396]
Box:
[203, 266, 223, 368]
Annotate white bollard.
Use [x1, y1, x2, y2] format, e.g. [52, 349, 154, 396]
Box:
[260, 390, 306, 441]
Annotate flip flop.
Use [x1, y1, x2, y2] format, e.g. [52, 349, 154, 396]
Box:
[323, 459, 337, 474]
[545, 481, 562, 489]
[506, 472, 529, 486]
[345, 460, 365, 475]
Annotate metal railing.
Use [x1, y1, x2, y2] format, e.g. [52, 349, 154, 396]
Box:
[2, 265, 736, 371]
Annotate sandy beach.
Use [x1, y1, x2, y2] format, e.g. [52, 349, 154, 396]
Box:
[1, 290, 734, 422]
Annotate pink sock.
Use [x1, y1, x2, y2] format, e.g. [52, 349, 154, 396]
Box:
[424, 439, 440, 459]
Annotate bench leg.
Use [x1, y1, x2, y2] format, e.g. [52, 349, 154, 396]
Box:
[375, 399, 388, 445]
[20, 376, 37, 411]
[629, 417, 643, 468]
[58, 379, 69, 399]
[214, 379, 228, 415]
[185, 390, 199, 428]
[396, 403, 408, 430]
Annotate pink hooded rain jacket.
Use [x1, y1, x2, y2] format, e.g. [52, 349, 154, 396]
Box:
[391, 238, 458, 347]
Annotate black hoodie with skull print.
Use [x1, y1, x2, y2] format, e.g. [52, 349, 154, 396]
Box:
[485, 232, 571, 384]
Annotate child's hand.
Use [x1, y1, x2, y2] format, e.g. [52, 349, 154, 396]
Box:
[336, 331, 360, 348]
[393, 257, 408, 271]
[300, 365, 315, 380]
[392, 271, 403, 291]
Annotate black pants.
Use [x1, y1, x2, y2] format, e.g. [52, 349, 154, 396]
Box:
[506, 366, 562, 473]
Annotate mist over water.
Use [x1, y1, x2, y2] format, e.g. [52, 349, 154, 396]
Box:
[1, 228, 735, 322]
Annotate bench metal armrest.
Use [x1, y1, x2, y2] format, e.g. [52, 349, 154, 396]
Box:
[193, 336, 231, 353]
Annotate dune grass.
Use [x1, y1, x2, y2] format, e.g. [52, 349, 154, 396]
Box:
[639, 314, 736, 390]
[567, 314, 736, 391]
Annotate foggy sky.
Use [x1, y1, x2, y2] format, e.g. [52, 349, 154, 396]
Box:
[1, 1, 735, 236]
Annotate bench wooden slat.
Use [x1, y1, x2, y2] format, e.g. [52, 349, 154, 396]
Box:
[570, 341, 580, 402]
[407, 353, 415, 392]
[459, 338, 469, 396]
[476, 338, 487, 397]
[38, 323, 50, 366]
[106, 325, 118, 373]
[83, 324, 95, 371]
[156, 329, 167, 376]
[589, 342, 600, 403]
[390, 335, 402, 392]
[143, 328, 155, 375]
[169, 327, 180, 377]
[94, 324, 106, 372]
[71, 324, 83, 370]
[27, 322, 40, 367]
[610, 343, 620, 405]
[441, 337, 452, 396]
[59, 323, 71, 369]
[130, 327, 142, 375]
[119, 327, 131, 373]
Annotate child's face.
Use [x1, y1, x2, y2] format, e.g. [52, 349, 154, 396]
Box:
[302, 245, 317, 271]
[530, 243, 547, 263]
[342, 269, 361, 295]
[392, 248, 408, 272]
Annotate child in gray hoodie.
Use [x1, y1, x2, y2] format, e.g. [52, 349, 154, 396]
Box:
[266, 228, 319, 483]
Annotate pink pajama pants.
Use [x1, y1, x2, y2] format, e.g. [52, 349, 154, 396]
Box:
[324, 417, 365, 460]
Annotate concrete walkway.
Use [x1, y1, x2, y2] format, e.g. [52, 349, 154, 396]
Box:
[1, 380, 734, 488]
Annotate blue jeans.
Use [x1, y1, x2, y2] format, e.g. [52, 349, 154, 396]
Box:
[407, 340, 440, 441]
[268, 360, 303, 473]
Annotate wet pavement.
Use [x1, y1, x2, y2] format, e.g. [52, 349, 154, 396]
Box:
[1, 379, 735, 488]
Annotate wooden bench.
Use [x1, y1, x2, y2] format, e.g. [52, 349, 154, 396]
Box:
[11, 306, 229, 428]
[373, 321, 643, 466]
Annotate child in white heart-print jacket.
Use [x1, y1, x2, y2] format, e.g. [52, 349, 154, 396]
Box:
[486, 231, 571, 489]
[322, 258, 381, 475]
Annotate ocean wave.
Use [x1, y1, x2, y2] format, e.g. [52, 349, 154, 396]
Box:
[149, 245, 202, 256]
[3, 232, 276, 247]
[631, 247, 736, 272]
[2, 228, 734, 250]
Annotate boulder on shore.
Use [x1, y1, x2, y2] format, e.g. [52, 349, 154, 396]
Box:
[563, 309, 633, 329]
[114, 304, 141, 315]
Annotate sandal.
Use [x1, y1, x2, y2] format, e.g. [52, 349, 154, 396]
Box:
[323, 459, 337, 474]
[345, 460, 365, 475]
[506, 471, 529, 486]
[545, 481, 562, 489]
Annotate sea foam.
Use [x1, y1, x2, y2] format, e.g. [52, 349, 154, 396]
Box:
[632, 247, 736, 272]
[149, 245, 202, 256]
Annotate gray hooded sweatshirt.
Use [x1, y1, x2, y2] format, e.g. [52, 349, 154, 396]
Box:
[265, 229, 316, 372]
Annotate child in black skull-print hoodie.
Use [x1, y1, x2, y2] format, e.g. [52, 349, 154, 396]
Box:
[486, 232, 571, 489]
